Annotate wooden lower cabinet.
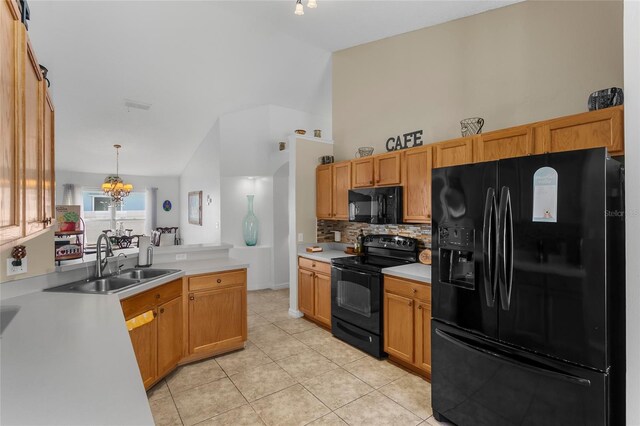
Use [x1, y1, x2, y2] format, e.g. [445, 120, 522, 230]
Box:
[121, 279, 183, 390]
[186, 269, 247, 359]
[122, 269, 247, 389]
[298, 257, 332, 328]
[383, 276, 431, 378]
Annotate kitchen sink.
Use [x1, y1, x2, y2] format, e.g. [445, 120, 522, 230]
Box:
[46, 268, 181, 295]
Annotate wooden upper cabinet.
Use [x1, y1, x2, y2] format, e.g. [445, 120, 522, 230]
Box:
[433, 137, 475, 168]
[475, 125, 534, 163]
[332, 161, 351, 220]
[403, 146, 432, 223]
[42, 89, 55, 226]
[374, 152, 402, 186]
[316, 164, 332, 219]
[352, 157, 374, 188]
[0, 2, 21, 244]
[535, 106, 624, 155]
[23, 34, 44, 235]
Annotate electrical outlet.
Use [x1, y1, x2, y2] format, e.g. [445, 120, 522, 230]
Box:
[6, 257, 28, 276]
[176, 253, 187, 261]
[298, 233, 304, 242]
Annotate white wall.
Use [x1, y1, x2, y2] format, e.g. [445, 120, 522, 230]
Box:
[273, 164, 289, 287]
[180, 121, 222, 245]
[55, 170, 181, 227]
[624, 1, 640, 423]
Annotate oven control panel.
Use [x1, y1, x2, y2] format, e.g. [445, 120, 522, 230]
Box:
[363, 235, 417, 251]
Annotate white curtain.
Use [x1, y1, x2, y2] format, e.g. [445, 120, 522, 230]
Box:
[145, 187, 158, 235]
[61, 184, 76, 205]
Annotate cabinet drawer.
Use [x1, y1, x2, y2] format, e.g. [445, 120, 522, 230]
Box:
[122, 279, 182, 319]
[298, 257, 331, 275]
[188, 269, 246, 292]
[384, 275, 431, 303]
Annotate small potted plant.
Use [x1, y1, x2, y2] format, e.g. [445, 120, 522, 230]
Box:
[60, 211, 79, 232]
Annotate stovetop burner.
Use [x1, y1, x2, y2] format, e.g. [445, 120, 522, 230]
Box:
[332, 234, 419, 273]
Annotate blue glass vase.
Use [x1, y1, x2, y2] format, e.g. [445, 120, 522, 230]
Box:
[243, 195, 259, 246]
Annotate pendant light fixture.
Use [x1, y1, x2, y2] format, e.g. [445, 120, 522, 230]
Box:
[308, 0, 317, 8]
[101, 144, 133, 205]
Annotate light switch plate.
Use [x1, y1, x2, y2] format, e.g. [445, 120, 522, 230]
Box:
[7, 257, 28, 276]
[176, 253, 187, 261]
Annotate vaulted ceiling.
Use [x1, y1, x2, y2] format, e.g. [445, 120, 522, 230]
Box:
[28, 0, 519, 176]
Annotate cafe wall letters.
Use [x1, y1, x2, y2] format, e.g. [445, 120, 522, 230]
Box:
[385, 130, 423, 152]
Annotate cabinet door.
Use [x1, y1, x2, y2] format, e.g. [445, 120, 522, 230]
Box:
[536, 107, 624, 155]
[0, 5, 22, 243]
[128, 314, 157, 389]
[475, 125, 533, 162]
[415, 300, 431, 375]
[189, 285, 246, 355]
[374, 152, 402, 186]
[298, 268, 315, 317]
[332, 161, 351, 220]
[351, 158, 374, 188]
[42, 90, 55, 226]
[403, 146, 432, 223]
[383, 291, 414, 364]
[23, 35, 44, 235]
[157, 296, 183, 378]
[316, 164, 332, 219]
[314, 272, 332, 327]
[433, 137, 474, 168]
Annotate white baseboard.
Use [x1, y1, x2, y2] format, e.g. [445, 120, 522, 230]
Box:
[288, 308, 303, 318]
[271, 282, 289, 290]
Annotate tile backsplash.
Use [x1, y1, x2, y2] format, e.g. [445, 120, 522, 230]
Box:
[317, 220, 432, 250]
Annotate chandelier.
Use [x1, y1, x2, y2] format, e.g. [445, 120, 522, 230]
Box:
[294, 0, 317, 16]
[101, 144, 133, 204]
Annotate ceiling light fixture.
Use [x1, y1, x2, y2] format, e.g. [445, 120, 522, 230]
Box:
[307, 0, 317, 9]
[294, 0, 304, 15]
[101, 144, 133, 205]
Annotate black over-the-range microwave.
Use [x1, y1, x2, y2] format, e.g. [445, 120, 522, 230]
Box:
[348, 186, 402, 224]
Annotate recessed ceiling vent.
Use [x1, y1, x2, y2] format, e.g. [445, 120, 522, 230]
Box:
[124, 98, 152, 111]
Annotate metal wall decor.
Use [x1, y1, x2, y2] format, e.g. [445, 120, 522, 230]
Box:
[385, 130, 423, 152]
[460, 118, 484, 137]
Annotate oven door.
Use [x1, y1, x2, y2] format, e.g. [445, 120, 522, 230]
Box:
[331, 266, 381, 334]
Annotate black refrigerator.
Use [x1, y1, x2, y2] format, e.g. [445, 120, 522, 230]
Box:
[431, 148, 625, 426]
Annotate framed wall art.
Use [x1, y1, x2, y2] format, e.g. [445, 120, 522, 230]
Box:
[188, 191, 202, 225]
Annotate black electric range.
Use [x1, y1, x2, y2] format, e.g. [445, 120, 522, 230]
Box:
[331, 235, 419, 357]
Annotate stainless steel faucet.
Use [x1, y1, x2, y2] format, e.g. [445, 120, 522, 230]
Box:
[95, 233, 113, 278]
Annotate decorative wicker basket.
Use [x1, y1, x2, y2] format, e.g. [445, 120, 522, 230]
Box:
[460, 117, 485, 137]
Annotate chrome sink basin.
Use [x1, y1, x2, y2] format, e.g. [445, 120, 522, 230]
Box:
[46, 268, 181, 295]
[118, 268, 175, 280]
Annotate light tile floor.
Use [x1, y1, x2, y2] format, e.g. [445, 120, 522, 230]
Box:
[148, 289, 453, 426]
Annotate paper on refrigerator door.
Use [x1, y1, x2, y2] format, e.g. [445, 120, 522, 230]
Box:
[532, 167, 558, 223]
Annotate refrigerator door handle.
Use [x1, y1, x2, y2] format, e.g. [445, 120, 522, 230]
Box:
[497, 186, 512, 310]
[434, 328, 592, 387]
[482, 188, 498, 307]
[506, 188, 514, 309]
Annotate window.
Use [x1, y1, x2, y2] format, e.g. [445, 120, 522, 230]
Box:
[82, 190, 147, 243]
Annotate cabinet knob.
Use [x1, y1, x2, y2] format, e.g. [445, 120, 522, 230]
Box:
[155, 294, 160, 299]
[418, 305, 423, 310]
[412, 288, 417, 293]
[369, 180, 373, 184]
[408, 301, 413, 307]
[189, 294, 195, 301]
[160, 308, 165, 314]
[152, 311, 157, 318]
[312, 262, 316, 267]
[217, 278, 222, 283]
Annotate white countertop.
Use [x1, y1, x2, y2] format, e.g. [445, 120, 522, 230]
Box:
[383, 263, 432, 284]
[0, 257, 249, 425]
[297, 249, 354, 263]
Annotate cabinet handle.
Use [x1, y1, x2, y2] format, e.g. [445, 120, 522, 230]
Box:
[217, 279, 222, 283]
[160, 308, 165, 314]
[153, 311, 157, 318]
[189, 294, 194, 301]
